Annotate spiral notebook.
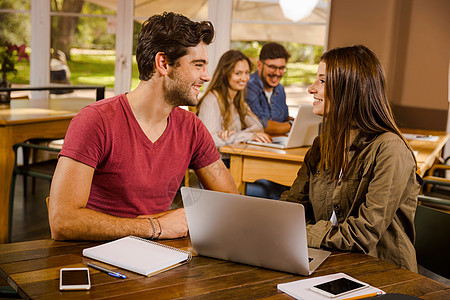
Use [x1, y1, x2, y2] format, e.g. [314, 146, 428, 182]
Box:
[82, 236, 192, 276]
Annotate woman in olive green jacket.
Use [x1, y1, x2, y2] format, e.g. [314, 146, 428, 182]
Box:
[280, 45, 420, 272]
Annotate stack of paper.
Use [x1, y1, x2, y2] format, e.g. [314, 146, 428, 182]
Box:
[278, 273, 384, 300]
[402, 133, 439, 142]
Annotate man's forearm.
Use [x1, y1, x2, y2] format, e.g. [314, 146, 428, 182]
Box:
[196, 159, 239, 194]
[264, 119, 291, 135]
[50, 206, 154, 241]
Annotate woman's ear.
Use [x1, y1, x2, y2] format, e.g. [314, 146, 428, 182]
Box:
[155, 52, 169, 76]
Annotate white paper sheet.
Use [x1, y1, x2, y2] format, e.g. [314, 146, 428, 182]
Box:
[278, 273, 385, 300]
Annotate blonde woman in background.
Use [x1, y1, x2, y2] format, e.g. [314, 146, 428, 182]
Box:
[198, 50, 271, 167]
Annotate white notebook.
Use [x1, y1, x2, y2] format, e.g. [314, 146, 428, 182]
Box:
[83, 236, 192, 276]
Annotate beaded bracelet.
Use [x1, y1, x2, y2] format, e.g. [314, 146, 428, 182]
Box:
[148, 217, 156, 239]
[154, 218, 162, 239]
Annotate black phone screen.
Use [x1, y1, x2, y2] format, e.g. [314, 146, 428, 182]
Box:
[313, 277, 365, 296]
[61, 269, 89, 285]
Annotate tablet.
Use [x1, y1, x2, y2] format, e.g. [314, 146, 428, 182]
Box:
[309, 277, 369, 298]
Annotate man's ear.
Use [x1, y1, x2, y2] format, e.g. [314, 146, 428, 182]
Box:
[257, 60, 263, 72]
[155, 52, 169, 76]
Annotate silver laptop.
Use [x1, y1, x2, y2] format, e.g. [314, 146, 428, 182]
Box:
[248, 104, 322, 149]
[181, 187, 330, 275]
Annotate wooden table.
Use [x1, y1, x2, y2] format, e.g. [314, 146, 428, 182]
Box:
[0, 98, 95, 244]
[220, 143, 309, 194]
[0, 238, 448, 299]
[221, 130, 449, 194]
[402, 129, 450, 177]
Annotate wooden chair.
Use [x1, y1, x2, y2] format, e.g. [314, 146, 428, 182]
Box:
[422, 157, 450, 196]
[414, 196, 450, 279]
[8, 142, 61, 242]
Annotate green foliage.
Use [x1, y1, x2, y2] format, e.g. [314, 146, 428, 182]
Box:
[73, 2, 116, 49]
[283, 42, 324, 64]
[0, 0, 30, 46]
[231, 41, 262, 59]
[0, 44, 30, 83]
[67, 53, 116, 88]
[284, 62, 318, 86]
[4, 59, 29, 85]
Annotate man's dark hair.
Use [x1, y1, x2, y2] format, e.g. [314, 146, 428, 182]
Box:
[136, 12, 215, 81]
[259, 42, 291, 61]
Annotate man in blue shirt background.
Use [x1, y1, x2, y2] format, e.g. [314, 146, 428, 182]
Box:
[245, 42, 293, 135]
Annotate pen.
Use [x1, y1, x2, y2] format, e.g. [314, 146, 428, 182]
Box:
[87, 262, 127, 279]
[341, 291, 385, 300]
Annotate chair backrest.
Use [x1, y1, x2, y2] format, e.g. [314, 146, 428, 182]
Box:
[414, 204, 450, 279]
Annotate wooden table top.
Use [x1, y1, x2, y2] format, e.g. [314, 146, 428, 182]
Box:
[401, 129, 449, 175]
[0, 238, 448, 299]
[221, 142, 310, 162]
[0, 98, 95, 125]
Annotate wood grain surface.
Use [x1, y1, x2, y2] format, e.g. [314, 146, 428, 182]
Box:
[1, 238, 448, 299]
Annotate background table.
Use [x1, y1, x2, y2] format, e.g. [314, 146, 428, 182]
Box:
[0, 238, 448, 299]
[403, 129, 450, 176]
[0, 98, 94, 243]
[221, 129, 449, 194]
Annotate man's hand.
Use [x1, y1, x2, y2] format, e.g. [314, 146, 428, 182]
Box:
[251, 132, 272, 143]
[286, 116, 294, 122]
[138, 208, 188, 239]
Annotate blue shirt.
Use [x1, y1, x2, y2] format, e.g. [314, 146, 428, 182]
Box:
[245, 71, 289, 128]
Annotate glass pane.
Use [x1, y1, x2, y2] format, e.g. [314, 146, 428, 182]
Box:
[51, 1, 116, 94]
[0, 0, 31, 86]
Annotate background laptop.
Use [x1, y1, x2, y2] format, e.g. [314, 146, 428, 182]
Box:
[248, 104, 322, 149]
[181, 187, 330, 275]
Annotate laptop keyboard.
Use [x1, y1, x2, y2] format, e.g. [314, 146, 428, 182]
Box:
[272, 136, 288, 145]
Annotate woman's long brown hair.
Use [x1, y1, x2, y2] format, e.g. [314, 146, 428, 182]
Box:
[319, 45, 415, 179]
[197, 50, 252, 130]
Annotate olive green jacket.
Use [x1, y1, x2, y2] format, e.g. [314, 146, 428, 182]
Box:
[280, 132, 420, 272]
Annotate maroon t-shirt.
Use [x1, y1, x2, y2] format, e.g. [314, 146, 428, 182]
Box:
[60, 94, 220, 217]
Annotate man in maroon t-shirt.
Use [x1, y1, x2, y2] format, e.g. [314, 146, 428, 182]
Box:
[48, 12, 238, 241]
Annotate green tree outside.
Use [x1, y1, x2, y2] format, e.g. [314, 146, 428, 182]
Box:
[0, 0, 30, 46]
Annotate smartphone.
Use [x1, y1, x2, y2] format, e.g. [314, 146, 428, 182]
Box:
[59, 268, 91, 291]
[309, 277, 369, 298]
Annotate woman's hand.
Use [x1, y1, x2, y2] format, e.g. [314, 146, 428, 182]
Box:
[251, 132, 272, 143]
[218, 130, 236, 141]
